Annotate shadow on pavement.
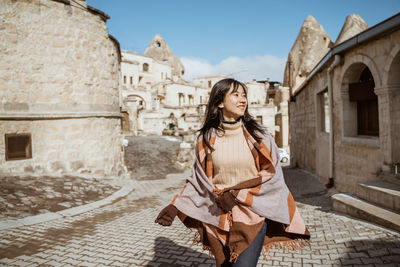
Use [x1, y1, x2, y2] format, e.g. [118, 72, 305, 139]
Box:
[282, 166, 333, 212]
[147, 236, 213, 267]
[0, 196, 160, 259]
[340, 239, 400, 265]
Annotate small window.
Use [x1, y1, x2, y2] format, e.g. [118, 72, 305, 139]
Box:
[256, 116, 263, 124]
[5, 133, 32, 161]
[178, 93, 184, 106]
[130, 76, 133, 84]
[208, 80, 212, 88]
[143, 63, 149, 72]
[156, 42, 161, 47]
[123, 75, 126, 84]
[318, 89, 330, 133]
[139, 76, 143, 84]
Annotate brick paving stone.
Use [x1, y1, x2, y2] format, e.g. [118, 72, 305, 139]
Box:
[7, 260, 31, 267]
[156, 257, 175, 264]
[175, 259, 193, 266]
[329, 253, 341, 260]
[388, 248, 400, 254]
[381, 255, 400, 263]
[93, 258, 114, 265]
[348, 251, 369, 258]
[361, 257, 384, 264]
[81, 250, 97, 257]
[78, 261, 98, 267]
[368, 248, 390, 257]
[47, 254, 68, 262]
[284, 257, 301, 263]
[303, 258, 322, 264]
[147, 263, 161, 267]
[1, 168, 400, 267]
[110, 261, 129, 266]
[62, 258, 81, 265]
[311, 254, 330, 260]
[30, 257, 49, 264]
[44, 260, 64, 266]
[340, 257, 363, 265]
[63, 253, 82, 260]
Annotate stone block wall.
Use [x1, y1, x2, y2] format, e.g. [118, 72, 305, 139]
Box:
[0, 0, 126, 177]
[288, 87, 316, 172]
[1, 0, 120, 111]
[0, 118, 125, 177]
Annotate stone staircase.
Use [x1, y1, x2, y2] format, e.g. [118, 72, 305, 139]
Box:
[332, 172, 400, 232]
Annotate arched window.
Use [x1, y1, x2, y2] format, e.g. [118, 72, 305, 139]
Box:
[143, 63, 149, 72]
[349, 67, 378, 136]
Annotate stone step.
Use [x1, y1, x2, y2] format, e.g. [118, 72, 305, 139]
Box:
[381, 171, 400, 186]
[332, 193, 400, 232]
[357, 181, 400, 212]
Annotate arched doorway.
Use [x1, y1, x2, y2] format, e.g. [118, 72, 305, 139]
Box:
[386, 50, 400, 164]
[341, 63, 379, 138]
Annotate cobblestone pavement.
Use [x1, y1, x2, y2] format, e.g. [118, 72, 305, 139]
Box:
[0, 175, 120, 221]
[1, 167, 400, 266]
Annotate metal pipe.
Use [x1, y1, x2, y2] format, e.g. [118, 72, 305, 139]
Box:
[326, 54, 342, 188]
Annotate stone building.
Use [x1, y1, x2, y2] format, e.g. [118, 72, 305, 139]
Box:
[121, 35, 286, 139]
[0, 0, 126, 177]
[285, 13, 400, 229]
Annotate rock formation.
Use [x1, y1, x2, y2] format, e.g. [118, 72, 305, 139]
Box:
[283, 15, 332, 93]
[335, 14, 368, 45]
[144, 34, 185, 77]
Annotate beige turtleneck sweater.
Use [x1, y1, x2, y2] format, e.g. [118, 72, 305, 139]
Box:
[212, 120, 259, 189]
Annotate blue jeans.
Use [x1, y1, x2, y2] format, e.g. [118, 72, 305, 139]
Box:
[222, 220, 267, 267]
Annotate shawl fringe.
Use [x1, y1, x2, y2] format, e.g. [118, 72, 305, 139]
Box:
[261, 239, 311, 261]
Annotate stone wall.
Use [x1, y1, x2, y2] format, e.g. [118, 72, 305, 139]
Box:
[0, 0, 126, 177]
[289, 25, 400, 193]
[288, 86, 316, 172]
[0, 118, 124, 176]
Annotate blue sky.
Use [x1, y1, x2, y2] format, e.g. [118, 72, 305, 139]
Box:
[87, 0, 399, 82]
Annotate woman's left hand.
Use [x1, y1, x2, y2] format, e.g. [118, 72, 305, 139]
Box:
[155, 204, 178, 226]
[215, 191, 237, 212]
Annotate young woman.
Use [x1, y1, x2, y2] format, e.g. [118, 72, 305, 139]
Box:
[155, 78, 310, 266]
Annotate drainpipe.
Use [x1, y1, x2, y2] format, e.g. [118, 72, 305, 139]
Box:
[326, 54, 341, 188]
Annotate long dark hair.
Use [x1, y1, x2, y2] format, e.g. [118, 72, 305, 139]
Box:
[198, 78, 267, 152]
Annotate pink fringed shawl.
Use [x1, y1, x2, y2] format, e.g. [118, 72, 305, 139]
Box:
[171, 124, 310, 265]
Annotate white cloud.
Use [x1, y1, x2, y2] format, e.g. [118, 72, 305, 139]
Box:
[181, 54, 286, 83]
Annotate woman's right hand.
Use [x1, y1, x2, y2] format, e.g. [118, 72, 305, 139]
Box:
[155, 204, 178, 226]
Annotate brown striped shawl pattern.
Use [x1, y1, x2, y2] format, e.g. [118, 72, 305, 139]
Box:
[171, 124, 310, 265]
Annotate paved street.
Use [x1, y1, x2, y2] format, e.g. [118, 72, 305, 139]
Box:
[0, 136, 399, 266]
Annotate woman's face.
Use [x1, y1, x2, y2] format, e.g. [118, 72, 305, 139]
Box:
[218, 83, 247, 121]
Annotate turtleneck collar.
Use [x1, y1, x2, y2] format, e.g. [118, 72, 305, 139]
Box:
[220, 119, 243, 136]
